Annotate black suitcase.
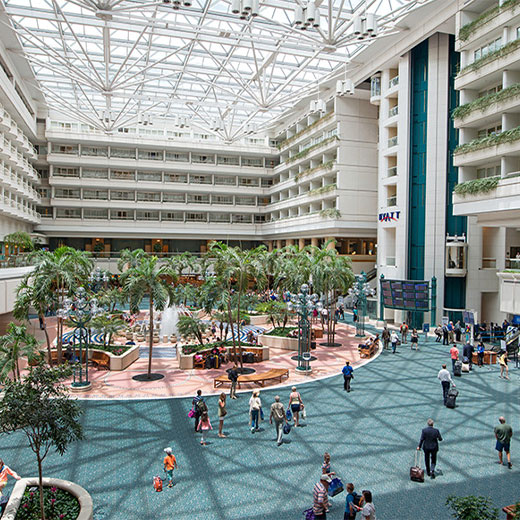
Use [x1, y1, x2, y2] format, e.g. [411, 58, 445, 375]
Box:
[446, 387, 459, 408]
[453, 360, 462, 377]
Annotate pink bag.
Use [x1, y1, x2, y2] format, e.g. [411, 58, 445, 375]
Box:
[188, 408, 195, 418]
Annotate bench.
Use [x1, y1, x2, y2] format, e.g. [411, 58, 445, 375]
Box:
[214, 368, 289, 389]
[90, 351, 110, 370]
[358, 341, 378, 359]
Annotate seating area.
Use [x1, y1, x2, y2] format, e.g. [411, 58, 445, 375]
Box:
[213, 368, 289, 388]
[358, 339, 379, 359]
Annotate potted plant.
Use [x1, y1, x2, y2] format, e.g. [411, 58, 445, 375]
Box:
[446, 495, 499, 520]
[503, 501, 520, 520]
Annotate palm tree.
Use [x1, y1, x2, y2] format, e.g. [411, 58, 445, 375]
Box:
[121, 255, 175, 379]
[167, 251, 199, 280]
[310, 242, 354, 345]
[117, 248, 146, 273]
[29, 247, 92, 363]
[177, 315, 207, 347]
[90, 313, 126, 348]
[0, 323, 39, 382]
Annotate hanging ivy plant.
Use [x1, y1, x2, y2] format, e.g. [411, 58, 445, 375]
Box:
[319, 208, 341, 219]
[295, 161, 335, 181]
[277, 112, 334, 150]
[458, 38, 520, 76]
[453, 176, 500, 196]
[285, 135, 339, 164]
[454, 125, 520, 155]
[308, 183, 337, 197]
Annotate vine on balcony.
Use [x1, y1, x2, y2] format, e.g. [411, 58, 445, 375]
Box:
[294, 160, 335, 181]
[458, 0, 520, 42]
[319, 208, 341, 219]
[452, 83, 520, 120]
[454, 125, 520, 155]
[277, 112, 334, 150]
[308, 183, 336, 197]
[454, 176, 500, 196]
[285, 135, 339, 164]
[458, 38, 520, 76]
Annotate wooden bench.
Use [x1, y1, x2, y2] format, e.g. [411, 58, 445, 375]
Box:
[358, 342, 378, 359]
[90, 351, 110, 370]
[214, 368, 289, 388]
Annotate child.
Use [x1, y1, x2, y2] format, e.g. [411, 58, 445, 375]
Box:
[197, 411, 212, 446]
[163, 447, 177, 488]
[0, 459, 20, 496]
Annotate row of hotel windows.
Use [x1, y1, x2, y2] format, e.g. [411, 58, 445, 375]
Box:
[472, 28, 520, 63]
[37, 207, 266, 223]
[44, 143, 278, 167]
[43, 188, 270, 206]
[48, 167, 274, 187]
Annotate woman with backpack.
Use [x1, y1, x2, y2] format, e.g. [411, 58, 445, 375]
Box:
[192, 390, 207, 432]
[289, 386, 304, 427]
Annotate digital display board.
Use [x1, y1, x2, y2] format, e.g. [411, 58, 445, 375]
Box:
[380, 279, 431, 311]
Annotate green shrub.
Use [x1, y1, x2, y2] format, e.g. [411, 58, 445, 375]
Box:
[458, 0, 520, 42]
[308, 183, 336, 197]
[295, 161, 335, 181]
[17, 486, 80, 520]
[285, 135, 339, 164]
[320, 208, 341, 219]
[452, 83, 520, 120]
[266, 327, 297, 337]
[277, 112, 334, 150]
[445, 495, 499, 520]
[454, 125, 520, 155]
[458, 38, 520, 76]
[454, 176, 500, 196]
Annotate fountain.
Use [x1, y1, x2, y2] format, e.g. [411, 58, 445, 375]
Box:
[159, 305, 179, 338]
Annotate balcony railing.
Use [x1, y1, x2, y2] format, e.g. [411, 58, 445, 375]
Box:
[387, 166, 397, 177]
[388, 75, 399, 89]
[388, 106, 399, 118]
[386, 195, 397, 207]
[387, 136, 398, 148]
[482, 257, 497, 269]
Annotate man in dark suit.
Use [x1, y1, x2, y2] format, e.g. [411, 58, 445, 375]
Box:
[417, 419, 443, 479]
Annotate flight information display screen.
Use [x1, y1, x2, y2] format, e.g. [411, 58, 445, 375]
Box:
[380, 279, 431, 311]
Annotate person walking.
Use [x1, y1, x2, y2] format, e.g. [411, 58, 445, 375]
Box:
[192, 389, 207, 433]
[442, 323, 449, 345]
[249, 389, 262, 433]
[494, 416, 513, 469]
[454, 321, 462, 342]
[400, 322, 408, 344]
[499, 352, 510, 379]
[437, 364, 455, 406]
[417, 419, 443, 479]
[289, 386, 304, 427]
[462, 342, 474, 370]
[390, 330, 399, 353]
[410, 328, 419, 350]
[312, 474, 331, 520]
[342, 361, 354, 392]
[217, 393, 227, 438]
[344, 483, 361, 520]
[450, 344, 459, 373]
[382, 327, 390, 350]
[360, 490, 376, 520]
[269, 395, 287, 446]
[197, 410, 212, 446]
[163, 448, 178, 488]
[447, 321, 455, 344]
[477, 341, 485, 367]
[0, 459, 20, 496]
[322, 452, 336, 477]
[228, 365, 239, 399]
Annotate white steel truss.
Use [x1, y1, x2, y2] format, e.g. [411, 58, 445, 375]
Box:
[4, 0, 431, 141]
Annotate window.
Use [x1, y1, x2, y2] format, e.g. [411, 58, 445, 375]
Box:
[165, 151, 189, 162]
[53, 144, 78, 155]
[82, 169, 109, 179]
[54, 188, 80, 199]
[110, 148, 136, 159]
[186, 212, 206, 221]
[136, 210, 159, 220]
[476, 165, 500, 178]
[192, 154, 214, 164]
[161, 211, 184, 221]
[232, 214, 253, 223]
[473, 37, 502, 61]
[166, 173, 187, 183]
[111, 170, 135, 180]
[50, 121, 75, 131]
[117, 127, 136, 134]
[137, 192, 161, 202]
[35, 145, 48, 155]
[138, 150, 163, 161]
[84, 208, 109, 219]
[215, 176, 236, 186]
[209, 213, 231, 223]
[110, 209, 133, 220]
[36, 206, 52, 217]
[242, 157, 263, 167]
[255, 215, 267, 223]
[235, 196, 256, 206]
[37, 168, 49, 178]
[81, 146, 108, 157]
[56, 208, 81, 218]
[110, 191, 134, 201]
[212, 195, 233, 205]
[258, 197, 270, 206]
[163, 193, 185, 203]
[83, 189, 108, 200]
[261, 178, 273, 187]
[187, 194, 210, 204]
[137, 171, 162, 182]
[38, 188, 50, 198]
[239, 177, 259, 187]
[477, 124, 502, 139]
[190, 175, 212, 184]
[217, 156, 239, 166]
[478, 84, 502, 97]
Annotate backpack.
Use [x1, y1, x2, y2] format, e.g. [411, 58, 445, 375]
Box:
[196, 400, 208, 414]
[352, 492, 362, 507]
[153, 476, 163, 492]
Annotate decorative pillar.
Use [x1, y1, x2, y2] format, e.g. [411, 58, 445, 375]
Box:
[287, 239, 294, 246]
[311, 238, 319, 247]
[326, 237, 336, 250]
[268, 241, 273, 252]
[276, 239, 283, 249]
[299, 238, 305, 250]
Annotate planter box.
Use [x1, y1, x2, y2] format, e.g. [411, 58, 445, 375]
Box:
[258, 334, 299, 351]
[503, 505, 518, 520]
[43, 346, 139, 371]
[250, 314, 269, 326]
[3, 477, 93, 520]
[313, 327, 323, 339]
[177, 345, 270, 370]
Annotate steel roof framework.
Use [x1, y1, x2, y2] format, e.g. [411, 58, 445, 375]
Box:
[4, 0, 429, 141]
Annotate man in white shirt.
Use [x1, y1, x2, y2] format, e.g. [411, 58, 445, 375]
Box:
[390, 331, 399, 353]
[437, 364, 455, 406]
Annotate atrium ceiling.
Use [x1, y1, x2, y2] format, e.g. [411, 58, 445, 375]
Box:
[3, 0, 431, 141]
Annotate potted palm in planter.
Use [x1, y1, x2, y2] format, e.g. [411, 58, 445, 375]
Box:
[446, 495, 499, 520]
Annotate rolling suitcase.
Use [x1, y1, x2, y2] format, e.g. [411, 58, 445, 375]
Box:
[453, 360, 462, 377]
[410, 450, 425, 482]
[461, 362, 470, 372]
[446, 387, 459, 409]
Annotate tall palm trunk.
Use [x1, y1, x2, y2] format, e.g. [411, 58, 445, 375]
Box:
[227, 298, 237, 365]
[148, 296, 154, 378]
[236, 284, 244, 369]
[40, 313, 52, 367]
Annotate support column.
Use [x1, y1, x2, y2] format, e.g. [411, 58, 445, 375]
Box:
[311, 238, 319, 247]
[326, 237, 336, 250]
[299, 238, 305, 250]
[268, 241, 273, 252]
[287, 239, 294, 246]
[276, 239, 283, 249]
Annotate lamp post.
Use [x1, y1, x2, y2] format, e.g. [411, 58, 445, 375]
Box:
[287, 284, 322, 373]
[57, 286, 102, 391]
[89, 266, 109, 293]
[348, 271, 375, 337]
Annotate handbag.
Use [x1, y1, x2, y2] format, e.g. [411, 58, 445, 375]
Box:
[328, 477, 344, 497]
[303, 509, 315, 520]
[286, 407, 293, 421]
[283, 423, 291, 434]
[302, 407, 307, 420]
[188, 407, 195, 418]
[410, 450, 425, 482]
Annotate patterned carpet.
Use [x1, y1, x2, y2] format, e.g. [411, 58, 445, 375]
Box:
[2, 327, 518, 520]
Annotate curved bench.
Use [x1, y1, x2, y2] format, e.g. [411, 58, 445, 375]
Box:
[214, 368, 289, 389]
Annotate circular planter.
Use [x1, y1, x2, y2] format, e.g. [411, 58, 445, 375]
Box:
[3, 477, 93, 520]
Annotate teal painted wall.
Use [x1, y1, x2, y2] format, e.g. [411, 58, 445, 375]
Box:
[444, 35, 467, 320]
[408, 40, 429, 282]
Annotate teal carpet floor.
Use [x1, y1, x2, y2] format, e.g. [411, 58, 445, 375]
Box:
[1, 331, 518, 519]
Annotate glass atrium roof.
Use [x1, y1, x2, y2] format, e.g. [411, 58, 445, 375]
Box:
[4, 0, 430, 141]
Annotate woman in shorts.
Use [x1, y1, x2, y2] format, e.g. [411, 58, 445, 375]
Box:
[289, 386, 304, 427]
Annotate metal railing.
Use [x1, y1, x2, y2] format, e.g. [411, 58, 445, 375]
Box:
[389, 75, 399, 89]
[388, 105, 399, 117]
[387, 136, 398, 148]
